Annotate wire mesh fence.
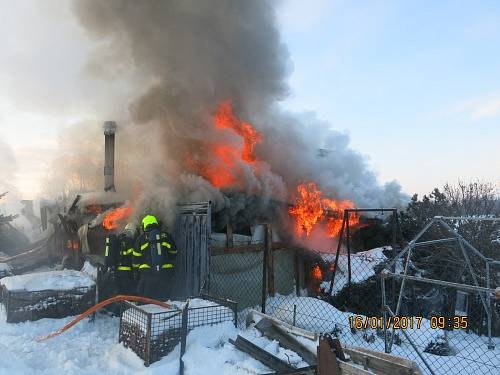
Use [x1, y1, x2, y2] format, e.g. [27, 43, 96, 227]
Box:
[381, 277, 500, 374]
[207, 239, 499, 374]
[119, 296, 237, 366]
[208, 243, 264, 324]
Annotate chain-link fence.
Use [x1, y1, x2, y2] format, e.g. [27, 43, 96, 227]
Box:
[207, 241, 265, 324]
[381, 276, 499, 374]
[207, 239, 499, 374]
[266, 247, 393, 341]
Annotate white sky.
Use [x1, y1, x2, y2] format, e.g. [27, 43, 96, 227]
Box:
[0, 0, 499, 198]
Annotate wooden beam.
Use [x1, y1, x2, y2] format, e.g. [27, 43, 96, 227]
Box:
[210, 243, 264, 255]
[229, 335, 294, 373]
[226, 223, 234, 248]
[343, 346, 422, 375]
[317, 335, 341, 375]
[338, 362, 375, 375]
[209, 242, 297, 256]
[265, 224, 275, 296]
[246, 309, 318, 341]
[255, 318, 317, 366]
[261, 365, 316, 375]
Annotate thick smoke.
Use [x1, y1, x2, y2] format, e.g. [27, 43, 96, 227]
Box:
[71, 0, 406, 230]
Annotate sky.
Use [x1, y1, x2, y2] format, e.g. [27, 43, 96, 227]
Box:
[0, 0, 499, 198]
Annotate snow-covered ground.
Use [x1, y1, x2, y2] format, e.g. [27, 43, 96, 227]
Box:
[0, 270, 94, 292]
[0, 301, 313, 375]
[1, 293, 498, 374]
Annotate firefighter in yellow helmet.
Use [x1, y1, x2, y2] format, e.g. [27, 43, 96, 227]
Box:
[135, 214, 177, 300]
[103, 223, 138, 299]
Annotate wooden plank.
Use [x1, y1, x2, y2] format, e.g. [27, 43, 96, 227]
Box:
[226, 223, 234, 248]
[343, 347, 420, 375]
[331, 338, 346, 361]
[209, 242, 297, 256]
[254, 318, 317, 366]
[338, 361, 375, 375]
[317, 336, 341, 375]
[246, 310, 318, 341]
[210, 243, 264, 255]
[261, 365, 317, 375]
[265, 224, 275, 296]
[229, 335, 294, 372]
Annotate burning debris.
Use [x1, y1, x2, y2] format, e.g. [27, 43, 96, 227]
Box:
[102, 206, 133, 231]
[288, 182, 359, 239]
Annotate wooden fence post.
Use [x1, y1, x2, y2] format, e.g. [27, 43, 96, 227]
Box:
[265, 224, 275, 297]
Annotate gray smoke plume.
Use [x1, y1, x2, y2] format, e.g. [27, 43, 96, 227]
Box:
[71, 0, 406, 232]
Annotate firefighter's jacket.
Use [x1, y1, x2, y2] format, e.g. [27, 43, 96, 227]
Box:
[135, 226, 177, 271]
[104, 233, 137, 272]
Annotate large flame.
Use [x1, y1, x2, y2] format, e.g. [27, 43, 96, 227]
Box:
[214, 101, 262, 163]
[102, 207, 133, 230]
[289, 182, 358, 238]
[193, 101, 262, 189]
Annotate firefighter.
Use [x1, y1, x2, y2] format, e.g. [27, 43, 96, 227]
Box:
[115, 223, 138, 295]
[135, 214, 177, 300]
[103, 223, 138, 297]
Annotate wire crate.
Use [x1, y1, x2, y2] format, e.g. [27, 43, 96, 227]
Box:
[119, 295, 237, 366]
[1, 285, 96, 323]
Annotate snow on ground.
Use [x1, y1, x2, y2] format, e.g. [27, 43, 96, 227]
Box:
[0, 270, 95, 292]
[0, 301, 312, 375]
[321, 247, 390, 295]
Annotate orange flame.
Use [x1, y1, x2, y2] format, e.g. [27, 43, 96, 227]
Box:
[289, 182, 358, 238]
[194, 101, 263, 189]
[102, 207, 133, 230]
[310, 264, 323, 295]
[311, 264, 323, 282]
[214, 101, 262, 163]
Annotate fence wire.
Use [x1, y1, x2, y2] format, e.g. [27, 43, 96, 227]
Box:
[208, 242, 264, 324]
[209, 243, 499, 374]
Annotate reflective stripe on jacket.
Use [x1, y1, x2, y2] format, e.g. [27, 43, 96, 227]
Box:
[135, 230, 177, 270]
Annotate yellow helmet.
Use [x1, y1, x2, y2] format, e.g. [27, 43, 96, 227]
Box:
[142, 214, 158, 230]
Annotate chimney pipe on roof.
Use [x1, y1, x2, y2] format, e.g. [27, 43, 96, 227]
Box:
[103, 121, 117, 192]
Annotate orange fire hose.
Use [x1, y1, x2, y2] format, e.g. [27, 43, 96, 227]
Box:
[36, 295, 172, 342]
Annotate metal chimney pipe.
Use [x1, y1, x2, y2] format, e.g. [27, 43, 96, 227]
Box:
[103, 121, 117, 192]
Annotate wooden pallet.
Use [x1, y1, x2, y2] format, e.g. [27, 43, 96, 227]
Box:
[245, 310, 422, 375]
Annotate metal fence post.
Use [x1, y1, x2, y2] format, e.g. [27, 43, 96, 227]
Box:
[381, 272, 388, 354]
[261, 240, 267, 314]
[486, 262, 494, 349]
[179, 301, 190, 375]
[145, 312, 152, 367]
[292, 304, 297, 326]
